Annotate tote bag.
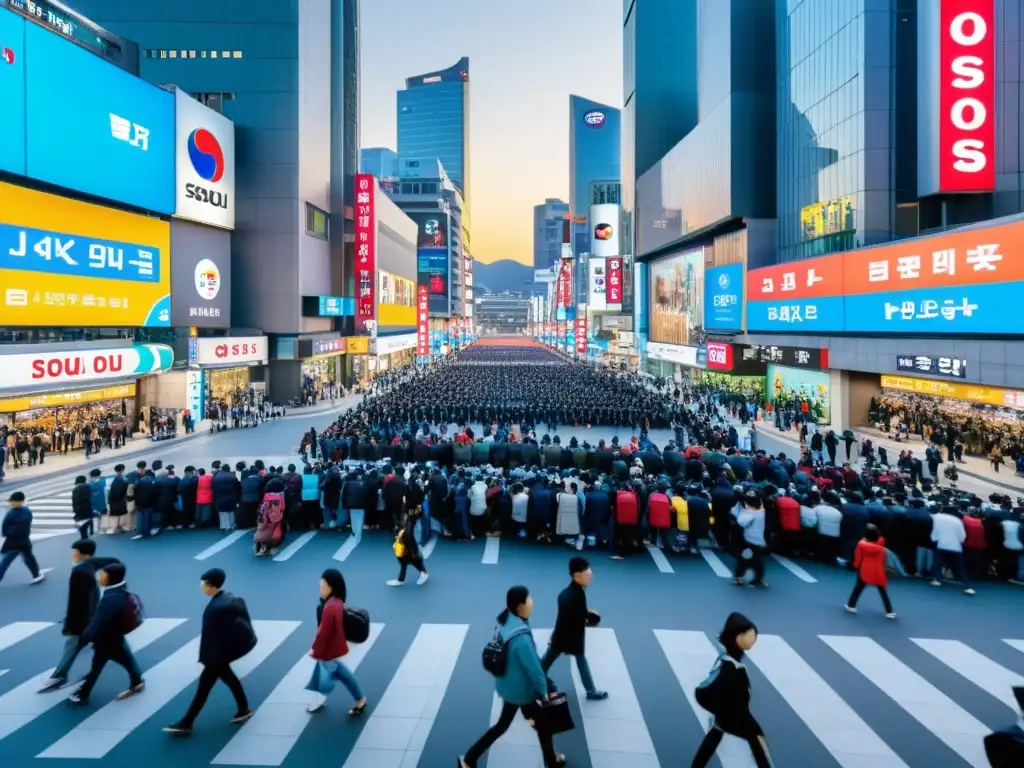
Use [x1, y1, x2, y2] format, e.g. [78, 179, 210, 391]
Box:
[530, 692, 575, 735]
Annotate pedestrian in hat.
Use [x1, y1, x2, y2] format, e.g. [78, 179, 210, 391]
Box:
[0, 491, 44, 584]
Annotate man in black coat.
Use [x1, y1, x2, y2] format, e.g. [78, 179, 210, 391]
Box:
[39, 539, 119, 691]
[131, 470, 158, 539]
[163, 568, 255, 735]
[107, 464, 130, 532]
[540, 556, 607, 700]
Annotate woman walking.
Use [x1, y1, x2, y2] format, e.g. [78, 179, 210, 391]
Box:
[691, 612, 775, 767]
[845, 523, 896, 618]
[387, 507, 428, 586]
[305, 568, 367, 716]
[459, 586, 565, 767]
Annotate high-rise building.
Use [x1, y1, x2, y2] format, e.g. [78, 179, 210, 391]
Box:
[360, 147, 399, 179]
[569, 96, 621, 219]
[533, 198, 569, 271]
[71, 0, 361, 401]
[397, 57, 470, 210]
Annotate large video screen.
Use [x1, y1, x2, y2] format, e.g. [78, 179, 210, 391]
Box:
[649, 249, 704, 345]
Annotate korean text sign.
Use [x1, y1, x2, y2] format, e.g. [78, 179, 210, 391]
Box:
[24, 22, 175, 214]
[354, 174, 376, 332]
[704, 264, 744, 331]
[0, 182, 171, 327]
[575, 316, 588, 355]
[416, 285, 429, 358]
[746, 219, 1024, 334]
[607, 257, 623, 307]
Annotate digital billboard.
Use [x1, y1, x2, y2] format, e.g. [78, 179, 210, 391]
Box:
[24, 22, 174, 213]
[649, 249, 704, 345]
[408, 211, 450, 315]
[0, 9, 26, 176]
[174, 88, 235, 229]
[704, 263, 744, 332]
[0, 182, 170, 327]
[589, 204, 620, 258]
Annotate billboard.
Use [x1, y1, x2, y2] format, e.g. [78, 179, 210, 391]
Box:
[918, 0, 995, 194]
[0, 182, 170, 326]
[408, 211, 450, 315]
[170, 221, 231, 327]
[589, 204, 620, 258]
[882, 374, 1024, 408]
[174, 89, 235, 230]
[649, 249, 704, 345]
[0, 9, 25, 177]
[589, 257, 607, 310]
[353, 174, 376, 331]
[704, 263, 744, 332]
[607, 256, 623, 309]
[0, 343, 172, 390]
[190, 336, 268, 366]
[23, 22, 174, 214]
[746, 218, 1024, 334]
[416, 285, 429, 358]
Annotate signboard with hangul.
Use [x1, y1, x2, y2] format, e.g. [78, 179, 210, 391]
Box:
[896, 355, 966, 379]
[353, 173, 376, 331]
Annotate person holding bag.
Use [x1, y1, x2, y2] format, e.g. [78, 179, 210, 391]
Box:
[305, 568, 368, 716]
[460, 585, 566, 768]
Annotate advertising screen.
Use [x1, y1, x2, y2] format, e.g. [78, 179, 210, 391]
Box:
[24, 23, 174, 214]
[0, 182, 170, 327]
[704, 263, 744, 331]
[589, 257, 607, 310]
[409, 211, 450, 315]
[174, 89, 235, 229]
[169, 221, 231, 327]
[589, 204, 620, 258]
[767, 365, 831, 421]
[649, 249, 704, 345]
[0, 9, 26, 176]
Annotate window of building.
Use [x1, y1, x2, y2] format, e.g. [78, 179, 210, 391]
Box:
[421, 182, 438, 194]
[222, 51, 231, 58]
[233, 51, 243, 58]
[305, 203, 329, 239]
[401, 183, 414, 194]
[210, 51, 218, 58]
[146, 49, 241, 60]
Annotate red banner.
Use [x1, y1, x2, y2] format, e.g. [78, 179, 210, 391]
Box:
[705, 342, 733, 371]
[354, 173, 376, 331]
[575, 316, 587, 355]
[416, 285, 429, 357]
[607, 257, 623, 305]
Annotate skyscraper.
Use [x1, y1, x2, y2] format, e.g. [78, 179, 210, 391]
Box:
[398, 57, 470, 210]
[569, 95, 621, 219]
[533, 198, 569, 271]
[360, 147, 399, 178]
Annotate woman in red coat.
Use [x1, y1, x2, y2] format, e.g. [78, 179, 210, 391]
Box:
[304, 568, 368, 715]
[845, 524, 896, 618]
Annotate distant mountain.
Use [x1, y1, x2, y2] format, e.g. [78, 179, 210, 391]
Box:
[473, 259, 536, 294]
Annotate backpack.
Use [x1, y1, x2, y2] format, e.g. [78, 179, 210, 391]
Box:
[393, 531, 406, 558]
[481, 624, 531, 677]
[343, 606, 371, 643]
[122, 591, 146, 634]
[694, 654, 742, 714]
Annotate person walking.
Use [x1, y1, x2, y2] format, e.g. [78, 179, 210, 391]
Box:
[163, 568, 256, 734]
[39, 539, 120, 691]
[691, 612, 774, 767]
[459, 585, 565, 768]
[67, 562, 145, 705]
[72, 475, 93, 540]
[540, 556, 607, 700]
[387, 507, 429, 586]
[845, 523, 896, 618]
[107, 464, 129, 533]
[305, 568, 368, 716]
[732, 490, 769, 588]
[0, 491, 44, 584]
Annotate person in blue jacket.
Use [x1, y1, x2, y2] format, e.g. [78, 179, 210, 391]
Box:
[88, 468, 107, 532]
[212, 463, 240, 531]
[0, 491, 44, 584]
[459, 585, 563, 767]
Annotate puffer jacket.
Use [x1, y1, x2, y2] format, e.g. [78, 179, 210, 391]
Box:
[196, 474, 214, 505]
[88, 478, 107, 514]
[301, 472, 320, 502]
[72, 483, 93, 522]
[469, 481, 487, 516]
[511, 491, 529, 524]
[647, 492, 671, 528]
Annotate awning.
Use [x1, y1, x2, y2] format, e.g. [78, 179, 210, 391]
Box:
[0, 381, 138, 414]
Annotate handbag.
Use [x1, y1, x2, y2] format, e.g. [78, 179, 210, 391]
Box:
[530, 692, 575, 735]
[305, 660, 337, 695]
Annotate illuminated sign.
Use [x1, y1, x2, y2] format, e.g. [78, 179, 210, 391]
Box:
[422, 75, 441, 84]
[354, 173, 376, 330]
[0, 382, 136, 414]
[896, 355, 966, 379]
[704, 264, 744, 332]
[882, 374, 1024, 409]
[583, 110, 605, 127]
[0, 344, 171, 389]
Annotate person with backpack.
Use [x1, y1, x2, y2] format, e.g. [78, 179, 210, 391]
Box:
[691, 612, 774, 767]
[387, 507, 429, 586]
[845, 523, 896, 618]
[459, 585, 564, 768]
[67, 562, 145, 705]
[305, 568, 368, 716]
[163, 568, 256, 734]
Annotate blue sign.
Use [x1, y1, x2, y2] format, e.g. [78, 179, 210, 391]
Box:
[704, 264, 744, 331]
[844, 282, 1021, 334]
[317, 296, 354, 317]
[0, 10, 25, 176]
[746, 296, 845, 333]
[24, 22, 175, 214]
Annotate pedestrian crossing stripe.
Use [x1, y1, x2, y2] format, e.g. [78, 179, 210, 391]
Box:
[1, 619, 1022, 766]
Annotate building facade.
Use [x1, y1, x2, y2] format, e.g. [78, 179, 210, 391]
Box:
[533, 198, 569, 271]
[397, 57, 470, 209]
[569, 95, 621, 219]
[360, 147, 399, 179]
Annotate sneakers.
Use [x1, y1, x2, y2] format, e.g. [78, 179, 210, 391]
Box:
[66, 690, 88, 706]
[386, 579, 405, 587]
[162, 722, 192, 735]
[885, 613, 897, 619]
[964, 587, 976, 596]
[116, 682, 145, 700]
[417, 571, 429, 586]
[307, 695, 326, 714]
[131, 535, 143, 541]
[844, 605, 857, 614]
[30, 574, 45, 584]
[585, 690, 609, 701]
[929, 580, 942, 587]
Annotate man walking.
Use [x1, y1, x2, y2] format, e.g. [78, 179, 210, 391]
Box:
[0, 491, 44, 584]
[541, 556, 607, 700]
[163, 568, 256, 735]
[39, 539, 119, 691]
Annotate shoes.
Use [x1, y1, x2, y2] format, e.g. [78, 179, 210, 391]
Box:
[885, 613, 897, 619]
[162, 722, 192, 735]
[386, 579, 404, 587]
[964, 588, 976, 596]
[66, 690, 88, 706]
[417, 572, 429, 586]
[230, 710, 255, 724]
[116, 682, 145, 700]
[31, 574, 45, 584]
[307, 695, 326, 714]
[929, 580, 941, 587]
[844, 605, 857, 614]
[38, 676, 68, 693]
[585, 690, 608, 701]
[750, 580, 769, 589]
[131, 535, 143, 540]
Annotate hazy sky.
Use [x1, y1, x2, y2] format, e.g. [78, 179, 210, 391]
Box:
[359, 0, 623, 266]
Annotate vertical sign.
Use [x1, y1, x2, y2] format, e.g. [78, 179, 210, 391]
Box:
[575, 316, 588, 355]
[607, 257, 623, 308]
[589, 257, 607, 310]
[185, 369, 205, 416]
[416, 284, 429, 359]
[354, 173, 376, 331]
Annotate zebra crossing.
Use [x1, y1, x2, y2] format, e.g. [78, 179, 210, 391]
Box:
[0, 618, 1020, 766]
[2, 474, 80, 542]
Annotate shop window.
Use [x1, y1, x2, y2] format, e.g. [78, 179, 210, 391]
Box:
[305, 203, 329, 239]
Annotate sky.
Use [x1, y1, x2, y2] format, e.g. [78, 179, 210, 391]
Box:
[359, 0, 623, 266]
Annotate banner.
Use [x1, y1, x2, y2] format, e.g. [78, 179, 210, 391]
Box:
[190, 337, 267, 366]
[607, 257, 623, 308]
[704, 264, 743, 331]
[0, 383, 136, 414]
[575, 316, 588, 355]
[416, 285, 429, 359]
[589, 257, 607, 310]
[650, 249, 704, 345]
[896, 354, 966, 378]
[408, 211, 451, 315]
[705, 342, 733, 370]
[0, 344, 172, 390]
[354, 174, 376, 331]
[882, 374, 1024, 408]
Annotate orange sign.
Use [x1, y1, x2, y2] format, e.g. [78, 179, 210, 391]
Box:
[345, 336, 369, 355]
[881, 375, 1024, 409]
[746, 254, 843, 301]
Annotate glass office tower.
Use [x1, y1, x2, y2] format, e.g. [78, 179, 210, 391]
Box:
[360, 147, 399, 178]
[398, 57, 470, 211]
[569, 95, 621, 219]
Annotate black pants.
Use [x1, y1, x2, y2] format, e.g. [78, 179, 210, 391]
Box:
[692, 725, 774, 767]
[734, 545, 766, 582]
[847, 577, 893, 613]
[463, 700, 558, 767]
[396, 555, 426, 582]
[181, 663, 249, 726]
[77, 641, 142, 700]
[77, 519, 94, 540]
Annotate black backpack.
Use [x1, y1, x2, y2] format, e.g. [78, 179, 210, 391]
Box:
[694, 654, 742, 714]
[343, 606, 371, 644]
[482, 625, 531, 677]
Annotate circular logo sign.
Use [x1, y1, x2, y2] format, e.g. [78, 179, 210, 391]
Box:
[187, 128, 225, 183]
[594, 223, 613, 241]
[194, 259, 221, 301]
[718, 272, 730, 289]
[2, 47, 14, 65]
[583, 110, 605, 127]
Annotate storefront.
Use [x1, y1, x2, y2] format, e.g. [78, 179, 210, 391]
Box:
[297, 337, 345, 392]
[370, 333, 417, 376]
[188, 336, 269, 407]
[644, 341, 701, 381]
[346, 336, 370, 387]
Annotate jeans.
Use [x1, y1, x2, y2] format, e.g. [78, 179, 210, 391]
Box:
[540, 647, 596, 696]
[932, 549, 970, 586]
[196, 504, 213, 527]
[76, 639, 143, 699]
[0, 547, 40, 582]
[848, 577, 894, 613]
[180, 663, 249, 726]
[463, 699, 559, 767]
[350, 509, 365, 543]
[54, 635, 83, 680]
[337, 508, 351, 528]
[915, 547, 934, 576]
[323, 507, 338, 527]
[136, 509, 152, 537]
[305, 658, 363, 701]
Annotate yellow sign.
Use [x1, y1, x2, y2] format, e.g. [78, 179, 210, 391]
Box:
[881, 375, 1024, 409]
[377, 304, 417, 326]
[0, 182, 171, 327]
[0, 383, 136, 414]
[346, 336, 369, 355]
[800, 196, 854, 241]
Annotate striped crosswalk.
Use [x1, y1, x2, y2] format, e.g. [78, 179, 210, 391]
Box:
[0, 618, 1020, 766]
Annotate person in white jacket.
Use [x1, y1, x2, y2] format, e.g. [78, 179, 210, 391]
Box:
[468, 479, 488, 538]
[930, 506, 976, 596]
